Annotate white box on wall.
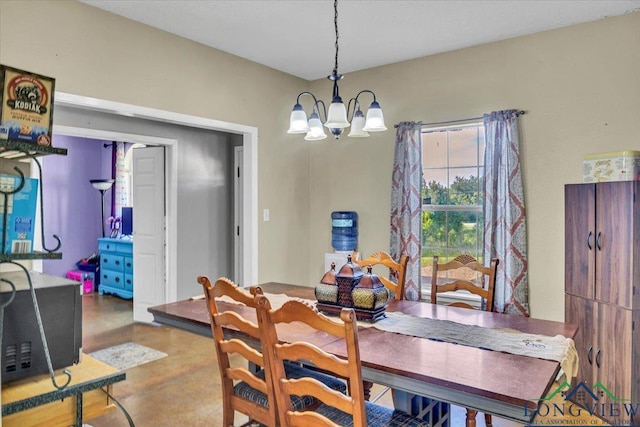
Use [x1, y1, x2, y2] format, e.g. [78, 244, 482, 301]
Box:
[324, 252, 355, 276]
[583, 151, 640, 182]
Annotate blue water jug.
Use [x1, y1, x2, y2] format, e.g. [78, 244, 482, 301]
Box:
[331, 211, 358, 251]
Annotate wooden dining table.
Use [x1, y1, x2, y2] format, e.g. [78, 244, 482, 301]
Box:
[147, 282, 577, 425]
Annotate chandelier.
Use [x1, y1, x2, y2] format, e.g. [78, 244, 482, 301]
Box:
[287, 0, 387, 140]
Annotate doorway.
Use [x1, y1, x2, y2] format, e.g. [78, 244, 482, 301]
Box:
[42, 92, 259, 322]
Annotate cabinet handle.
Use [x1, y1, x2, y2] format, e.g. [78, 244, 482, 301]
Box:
[596, 232, 602, 251]
[587, 346, 593, 365]
[596, 348, 601, 368]
[115, 260, 120, 266]
[587, 231, 593, 250]
[115, 277, 120, 283]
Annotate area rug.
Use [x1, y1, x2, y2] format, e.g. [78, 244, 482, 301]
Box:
[88, 342, 167, 371]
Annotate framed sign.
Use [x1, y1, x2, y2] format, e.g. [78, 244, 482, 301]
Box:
[0, 64, 55, 146]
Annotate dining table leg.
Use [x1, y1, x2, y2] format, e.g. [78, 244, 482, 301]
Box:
[363, 380, 374, 400]
[466, 408, 478, 427]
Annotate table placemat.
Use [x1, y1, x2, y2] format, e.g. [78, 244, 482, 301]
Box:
[213, 291, 577, 380]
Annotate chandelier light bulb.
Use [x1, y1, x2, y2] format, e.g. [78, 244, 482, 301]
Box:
[288, 103, 309, 134]
[325, 97, 350, 129]
[362, 101, 387, 132]
[305, 111, 328, 141]
[348, 109, 369, 137]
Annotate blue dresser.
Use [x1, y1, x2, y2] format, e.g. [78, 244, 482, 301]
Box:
[98, 237, 133, 299]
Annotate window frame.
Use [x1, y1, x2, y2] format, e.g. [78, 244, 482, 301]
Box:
[420, 121, 485, 304]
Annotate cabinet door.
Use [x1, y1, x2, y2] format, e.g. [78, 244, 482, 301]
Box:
[565, 294, 596, 388]
[565, 184, 596, 299]
[596, 302, 632, 402]
[595, 182, 635, 307]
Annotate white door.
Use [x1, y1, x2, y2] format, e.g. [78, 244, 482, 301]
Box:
[234, 146, 244, 286]
[132, 146, 165, 322]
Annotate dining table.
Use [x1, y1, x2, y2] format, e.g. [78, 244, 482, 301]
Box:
[147, 282, 578, 425]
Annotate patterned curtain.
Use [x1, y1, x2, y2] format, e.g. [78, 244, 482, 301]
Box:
[482, 110, 529, 316]
[390, 122, 423, 301]
[114, 141, 128, 218]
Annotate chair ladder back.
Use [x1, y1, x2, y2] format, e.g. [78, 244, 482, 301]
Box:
[355, 251, 408, 301]
[430, 255, 499, 313]
[256, 295, 367, 427]
[198, 276, 278, 427]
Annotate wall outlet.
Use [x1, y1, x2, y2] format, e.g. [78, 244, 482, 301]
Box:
[263, 209, 270, 222]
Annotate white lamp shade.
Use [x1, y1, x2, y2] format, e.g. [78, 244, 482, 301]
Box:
[90, 179, 115, 191]
[325, 101, 350, 129]
[288, 107, 309, 134]
[305, 115, 327, 141]
[362, 101, 387, 132]
[348, 112, 369, 138]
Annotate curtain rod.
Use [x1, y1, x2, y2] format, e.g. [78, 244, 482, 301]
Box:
[394, 110, 526, 128]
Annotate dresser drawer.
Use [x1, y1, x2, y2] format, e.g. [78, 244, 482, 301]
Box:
[98, 239, 133, 255]
[101, 271, 125, 290]
[100, 254, 125, 273]
[124, 257, 133, 274]
[98, 240, 117, 253]
[117, 241, 133, 256]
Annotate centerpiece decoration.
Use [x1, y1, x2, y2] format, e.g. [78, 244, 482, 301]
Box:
[315, 254, 388, 321]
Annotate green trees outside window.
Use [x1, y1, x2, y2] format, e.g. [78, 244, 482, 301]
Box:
[421, 124, 485, 280]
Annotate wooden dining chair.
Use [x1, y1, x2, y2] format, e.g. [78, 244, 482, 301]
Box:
[354, 250, 408, 403]
[199, 276, 346, 427]
[255, 294, 430, 427]
[430, 254, 500, 427]
[355, 251, 408, 301]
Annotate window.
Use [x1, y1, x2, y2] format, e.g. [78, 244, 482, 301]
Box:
[421, 122, 485, 302]
[123, 143, 146, 208]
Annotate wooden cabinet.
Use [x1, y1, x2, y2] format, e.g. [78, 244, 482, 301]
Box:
[98, 237, 133, 299]
[565, 181, 640, 424]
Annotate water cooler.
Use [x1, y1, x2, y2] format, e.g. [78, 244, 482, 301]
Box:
[324, 211, 358, 272]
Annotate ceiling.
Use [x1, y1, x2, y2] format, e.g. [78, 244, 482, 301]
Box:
[80, 0, 640, 81]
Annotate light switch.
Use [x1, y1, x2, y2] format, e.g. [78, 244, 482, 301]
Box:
[263, 209, 270, 222]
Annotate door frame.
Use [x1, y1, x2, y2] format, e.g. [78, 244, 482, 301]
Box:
[234, 145, 243, 285]
[52, 92, 259, 304]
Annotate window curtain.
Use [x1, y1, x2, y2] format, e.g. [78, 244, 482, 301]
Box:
[482, 110, 529, 316]
[390, 122, 423, 301]
[114, 141, 128, 218]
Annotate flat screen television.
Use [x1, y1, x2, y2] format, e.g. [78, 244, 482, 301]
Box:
[122, 207, 133, 236]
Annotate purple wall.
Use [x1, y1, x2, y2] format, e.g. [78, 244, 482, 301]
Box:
[42, 135, 112, 278]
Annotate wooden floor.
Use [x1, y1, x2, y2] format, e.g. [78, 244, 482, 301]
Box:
[83, 293, 606, 427]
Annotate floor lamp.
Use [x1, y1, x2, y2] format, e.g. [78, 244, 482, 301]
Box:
[90, 179, 115, 238]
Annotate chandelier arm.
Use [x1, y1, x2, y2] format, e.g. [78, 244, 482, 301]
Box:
[345, 97, 359, 122]
[294, 92, 328, 122]
[296, 91, 319, 106]
[314, 99, 328, 123]
[354, 89, 378, 104]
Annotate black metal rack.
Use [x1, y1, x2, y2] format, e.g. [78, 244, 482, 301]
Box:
[0, 139, 70, 390]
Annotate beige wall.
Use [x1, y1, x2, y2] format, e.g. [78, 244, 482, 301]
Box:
[308, 11, 640, 320]
[2, 1, 639, 320]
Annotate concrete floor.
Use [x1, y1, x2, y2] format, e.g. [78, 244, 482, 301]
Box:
[83, 293, 604, 427]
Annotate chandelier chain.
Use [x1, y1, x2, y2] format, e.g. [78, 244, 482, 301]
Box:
[333, 0, 339, 76]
